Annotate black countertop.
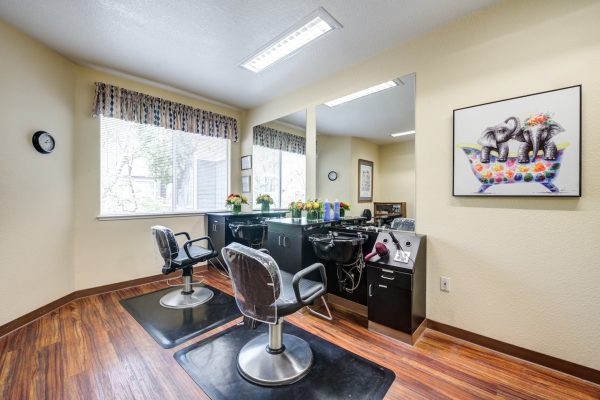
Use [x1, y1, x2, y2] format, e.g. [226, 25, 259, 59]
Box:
[205, 210, 288, 217]
[266, 216, 365, 227]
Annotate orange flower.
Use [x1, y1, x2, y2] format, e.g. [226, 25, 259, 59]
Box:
[505, 170, 515, 178]
[475, 164, 483, 172]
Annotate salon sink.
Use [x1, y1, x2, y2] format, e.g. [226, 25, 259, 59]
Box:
[308, 233, 366, 264]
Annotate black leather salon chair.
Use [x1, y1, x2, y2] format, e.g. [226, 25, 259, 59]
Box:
[152, 225, 217, 309]
[361, 208, 372, 222]
[221, 242, 327, 386]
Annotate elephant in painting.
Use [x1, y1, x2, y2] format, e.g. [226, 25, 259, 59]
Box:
[477, 116, 521, 163]
[513, 117, 564, 163]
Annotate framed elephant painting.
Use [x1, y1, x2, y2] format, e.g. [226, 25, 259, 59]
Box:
[453, 85, 581, 197]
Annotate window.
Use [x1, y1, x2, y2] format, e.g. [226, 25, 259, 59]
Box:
[100, 117, 229, 216]
[253, 145, 305, 209]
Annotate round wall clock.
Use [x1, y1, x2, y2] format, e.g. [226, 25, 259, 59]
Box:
[32, 131, 55, 154]
[328, 171, 338, 181]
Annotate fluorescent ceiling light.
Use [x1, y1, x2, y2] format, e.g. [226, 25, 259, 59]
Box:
[390, 130, 415, 137]
[324, 80, 398, 107]
[240, 8, 341, 73]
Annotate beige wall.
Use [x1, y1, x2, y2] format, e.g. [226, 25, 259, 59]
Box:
[0, 21, 75, 325]
[247, 0, 600, 370]
[378, 141, 416, 219]
[316, 135, 352, 203]
[72, 66, 243, 290]
[0, 19, 245, 324]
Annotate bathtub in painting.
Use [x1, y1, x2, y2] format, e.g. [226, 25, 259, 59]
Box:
[458, 144, 568, 194]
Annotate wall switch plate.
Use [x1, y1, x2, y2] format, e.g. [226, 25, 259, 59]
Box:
[440, 276, 451, 292]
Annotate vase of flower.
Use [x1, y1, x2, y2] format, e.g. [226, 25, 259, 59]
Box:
[305, 200, 322, 221]
[226, 193, 248, 213]
[256, 194, 273, 213]
[289, 200, 304, 219]
[340, 201, 350, 218]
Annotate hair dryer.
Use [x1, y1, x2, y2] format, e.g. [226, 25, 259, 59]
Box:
[364, 242, 389, 261]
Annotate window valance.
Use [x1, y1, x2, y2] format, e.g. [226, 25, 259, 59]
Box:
[253, 125, 305, 154]
[92, 82, 239, 142]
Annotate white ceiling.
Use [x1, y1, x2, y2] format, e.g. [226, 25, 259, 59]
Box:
[278, 73, 415, 144]
[0, 0, 496, 109]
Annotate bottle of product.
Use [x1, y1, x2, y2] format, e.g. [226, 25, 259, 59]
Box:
[323, 199, 331, 221]
[333, 199, 340, 220]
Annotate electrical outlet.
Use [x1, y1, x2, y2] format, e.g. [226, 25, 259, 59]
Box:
[440, 276, 451, 292]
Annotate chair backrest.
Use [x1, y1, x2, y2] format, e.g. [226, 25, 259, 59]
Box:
[221, 242, 281, 324]
[391, 218, 415, 232]
[151, 225, 179, 266]
[361, 208, 372, 221]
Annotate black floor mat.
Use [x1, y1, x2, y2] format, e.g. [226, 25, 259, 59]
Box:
[120, 285, 240, 349]
[174, 322, 395, 400]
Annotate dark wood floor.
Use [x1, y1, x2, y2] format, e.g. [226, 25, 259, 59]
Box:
[1, 267, 598, 400]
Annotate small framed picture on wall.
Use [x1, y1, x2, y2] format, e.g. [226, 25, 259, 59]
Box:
[241, 155, 252, 170]
[358, 159, 374, 202]
[242, 175, 251, 193]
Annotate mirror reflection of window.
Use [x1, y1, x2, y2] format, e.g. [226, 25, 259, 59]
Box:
[253, 111, 307, 209]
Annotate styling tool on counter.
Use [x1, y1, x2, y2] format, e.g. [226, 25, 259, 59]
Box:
[364, 242, 389, 262]
[388, 231, 410, 263]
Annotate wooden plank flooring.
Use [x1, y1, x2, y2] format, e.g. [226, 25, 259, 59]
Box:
[0, 267, 598, 400]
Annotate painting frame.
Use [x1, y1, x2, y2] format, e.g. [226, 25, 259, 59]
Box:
[241, 175, 251, 193]
[453, 85, 582, 197]
[241, 155, 252, 171]
[358, 159, 374, 202]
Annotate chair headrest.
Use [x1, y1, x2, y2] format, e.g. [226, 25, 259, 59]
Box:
[151, 225, 179, 260]
[221, 243, 281, 323]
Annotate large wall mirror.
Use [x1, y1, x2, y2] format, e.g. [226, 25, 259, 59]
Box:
[316, 73, 416, 226]
[251, 110, 307, 210]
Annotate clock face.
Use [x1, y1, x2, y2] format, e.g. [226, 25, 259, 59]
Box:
[328, 171, 338, 181]
[32, 131, 55, 154]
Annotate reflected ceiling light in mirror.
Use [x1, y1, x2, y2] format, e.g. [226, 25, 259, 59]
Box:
[324, 80, 399, 107]
[390, 130, 415, 137]
[240, 8, 341, 73]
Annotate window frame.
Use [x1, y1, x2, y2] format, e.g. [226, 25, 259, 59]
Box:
[98, 117, 231, 219]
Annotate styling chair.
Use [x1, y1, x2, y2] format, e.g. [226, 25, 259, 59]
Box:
[221, 242, 327, 386]
[151, 225, 217, 309]
[391, 217, 415, 232]
[361, 208, 372, 222]
[228, 220, 267, 249]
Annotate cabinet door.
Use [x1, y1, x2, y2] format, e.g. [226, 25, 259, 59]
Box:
[208, 217, 226, 256]
[367, 270, 412, 333]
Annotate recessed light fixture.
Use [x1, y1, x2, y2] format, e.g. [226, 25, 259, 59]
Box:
[240, 7, 341, 73]
[324, 80, 399, 107]
[390, 130, 415, 137]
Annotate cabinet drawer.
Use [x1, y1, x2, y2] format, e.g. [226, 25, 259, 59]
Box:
[371, 267, 412, 291]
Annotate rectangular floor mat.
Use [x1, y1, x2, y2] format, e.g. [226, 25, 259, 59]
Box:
[120, 284, 240, 349]
[174, 322, 395, 399]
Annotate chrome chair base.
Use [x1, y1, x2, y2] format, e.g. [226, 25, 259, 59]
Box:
[159, 285, 214, 309]
[237, 333, 314, 386]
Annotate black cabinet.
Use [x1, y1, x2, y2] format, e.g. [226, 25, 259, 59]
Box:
[367, 266, 413, 333]
[207, 211, 287, 261]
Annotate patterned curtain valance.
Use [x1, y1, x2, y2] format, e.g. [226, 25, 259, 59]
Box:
[253, 125, 305, 155]
[92, 82, 239, 142]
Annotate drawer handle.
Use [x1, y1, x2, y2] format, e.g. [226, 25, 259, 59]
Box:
[378, 284, 387, 289]
[283, 236, 290, 247]
[278, 235, 282, 246]
[381, 268, 394, 274]
[368, 284, 373, 297]
[381, 275, 395, 280]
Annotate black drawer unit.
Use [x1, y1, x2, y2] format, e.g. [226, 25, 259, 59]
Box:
[367, 266, 413, 333]
[207, 211, 287, 261]
[364, 231, 426, 343]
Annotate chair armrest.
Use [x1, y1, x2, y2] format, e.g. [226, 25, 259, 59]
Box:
[183, 236, 216, 260]
[174, 231, 191, 240]
[292, 263, 327, 306]
[257, 248, 270, 254]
